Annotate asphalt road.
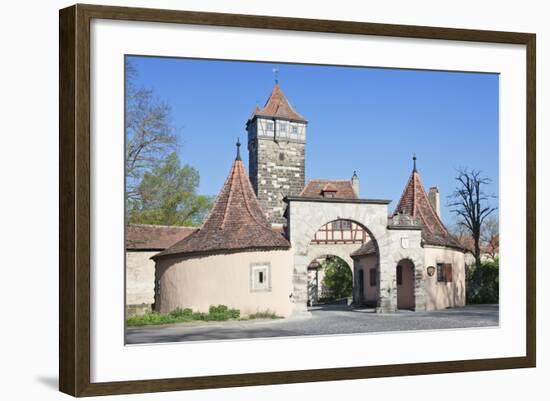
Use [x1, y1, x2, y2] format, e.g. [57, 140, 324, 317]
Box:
[125, 304, 499, 344]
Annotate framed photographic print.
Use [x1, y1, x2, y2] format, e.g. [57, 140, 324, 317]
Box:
[59, 3, 536, 397]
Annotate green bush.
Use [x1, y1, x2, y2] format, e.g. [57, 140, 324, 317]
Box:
[127, 305, 241, 326]
[321, 257, 353, 301]
[169, 307, 193, 319]
[208, 304, 240, 320]
[467, 258, 499, 304]
[247, 310, 280, 320]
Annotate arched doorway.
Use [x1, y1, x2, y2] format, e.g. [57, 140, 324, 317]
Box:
[307, 255, 353, 307]
[396, 259, 415, 310]
[306, 218, 380, 308]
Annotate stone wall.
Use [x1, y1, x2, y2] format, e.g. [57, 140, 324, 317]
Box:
[248, 117, 306, 225]
[286, 199, 427, 314]
[126, 250, 157, 315]
[249, 138, 305, 225]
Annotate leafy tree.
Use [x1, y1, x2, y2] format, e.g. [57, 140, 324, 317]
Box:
[321, 257, 353, 300]
[128, 153, 213, 226]
[466, 258, 499, 304]
[125, 59, 178, 202]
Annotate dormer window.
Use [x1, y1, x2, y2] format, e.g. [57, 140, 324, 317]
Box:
[321, 183, 338, 198]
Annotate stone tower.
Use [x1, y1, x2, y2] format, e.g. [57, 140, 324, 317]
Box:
[247, 83, 307, 226]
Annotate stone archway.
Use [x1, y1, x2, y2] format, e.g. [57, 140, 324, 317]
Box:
[307, 254, 353, 306]
[286, 199, 388, 314]
[285, 197, 427, 314]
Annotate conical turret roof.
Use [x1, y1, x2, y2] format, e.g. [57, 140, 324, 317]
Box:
[394, 160, 461, 248]
[154, 144, 290, 259]
[249, 84, 307, 123]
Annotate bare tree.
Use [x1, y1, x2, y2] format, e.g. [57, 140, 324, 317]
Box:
[125, 59, 178, 202]
[447, 168, 497, 270]
[481, 215, 499, 260]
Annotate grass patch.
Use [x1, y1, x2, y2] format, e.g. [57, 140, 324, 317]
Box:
[127, 305, 240, 327]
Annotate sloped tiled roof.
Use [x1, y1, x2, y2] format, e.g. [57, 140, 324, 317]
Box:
[249, 84, 307, 123]
[350, 240, 377, 258]
[126, 224, 196, 250]
[154, 146, 290, 259]
[300, 179, 358, 199]
[394, 165, 462, 249]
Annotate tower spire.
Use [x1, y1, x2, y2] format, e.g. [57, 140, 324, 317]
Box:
[413, 153, 417, 172]
[272, 67, 279, 84]
[236, 138, 241, 161]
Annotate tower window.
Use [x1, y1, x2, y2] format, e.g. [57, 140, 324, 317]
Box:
[266, 122, 274, 131]
[279, 122, 287, 132]
[279, 153, 285, 161]
[291, 125, 298, 134]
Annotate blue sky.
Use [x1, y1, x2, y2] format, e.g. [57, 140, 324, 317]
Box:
[127, 56, 499, 227]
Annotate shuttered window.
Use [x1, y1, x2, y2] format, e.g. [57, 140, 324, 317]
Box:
[444, 263, 453, 282]
[436, 263, 444, 282]
[437, 263, 453, 283]
[369, 268, 377, 287]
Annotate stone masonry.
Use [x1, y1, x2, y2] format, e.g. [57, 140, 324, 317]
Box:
[286, 198, 426, 314]
[248, 117, 306, 225]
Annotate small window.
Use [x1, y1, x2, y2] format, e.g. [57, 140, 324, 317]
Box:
[369, 268, 377, 287]
[291, 125, 298, 134]
[397, 265, 403, 285]
[266, 122, 274, 131]
[436, 263, 452, 283]
[250, 263, 271, 292]
[279, 152, 285, 161]
[279, 122, 287, 132]
[331, 220, 351, 230]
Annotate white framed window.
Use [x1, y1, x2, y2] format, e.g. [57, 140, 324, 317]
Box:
[250, 263, 271, 292]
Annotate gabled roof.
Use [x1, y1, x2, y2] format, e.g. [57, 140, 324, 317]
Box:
[394, 162, 461, 248]
[249, 84, 307, 123]
[154, 144, 290, 259]
[300, 179, 358, 199]
[126, 224, 197, 250]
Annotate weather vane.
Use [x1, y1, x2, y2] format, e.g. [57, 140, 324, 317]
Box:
[272, 67, 279, 84]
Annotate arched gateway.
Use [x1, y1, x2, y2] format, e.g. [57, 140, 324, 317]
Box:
[284, 196, 427, 314]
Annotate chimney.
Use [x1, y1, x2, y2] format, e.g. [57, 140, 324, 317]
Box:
[351, 171, 360, 198]
[428, 186, 440, 217]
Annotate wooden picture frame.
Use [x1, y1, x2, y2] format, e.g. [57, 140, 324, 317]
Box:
[59, 3, 536, 397]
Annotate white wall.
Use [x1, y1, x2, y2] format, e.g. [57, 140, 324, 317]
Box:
[0, 1, 546, 401]
[126, 250, 157, 308]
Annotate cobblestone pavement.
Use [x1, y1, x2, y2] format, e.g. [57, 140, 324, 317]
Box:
[125, 304, 499, 344]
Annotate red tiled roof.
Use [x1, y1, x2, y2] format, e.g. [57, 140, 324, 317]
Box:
[154, 154, 290, 259]
[126, 224, 196, 250]
[350, 240, 377, 258]
[250, 84, 307, 123]
[300, 179, 358, 199]
[455, 234, 499, 254]
[394, 168, 461, 248]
